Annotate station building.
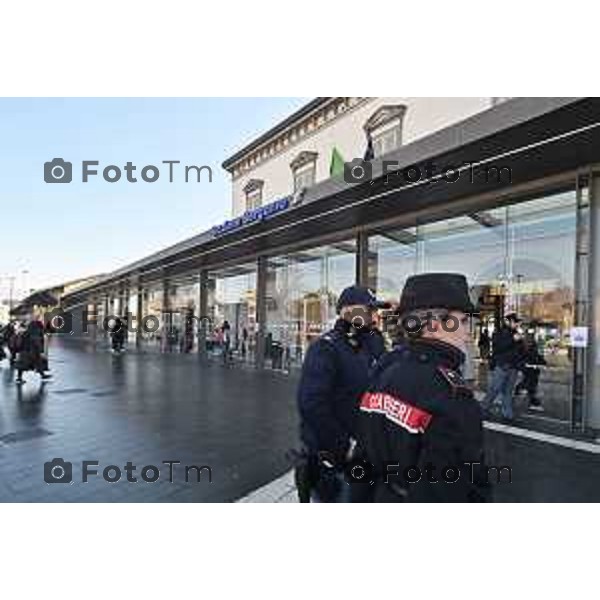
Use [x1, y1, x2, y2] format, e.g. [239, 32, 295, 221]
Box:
[62, 97, 600, 433]
[10, 275, 103, 320]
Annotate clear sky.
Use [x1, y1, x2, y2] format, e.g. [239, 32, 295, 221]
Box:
[0, 97, 308, 298]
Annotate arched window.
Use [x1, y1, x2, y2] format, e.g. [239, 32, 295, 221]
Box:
[364, 104, 407, 158]
[243, 179, 264, 211]
[290, 151, 318, 192]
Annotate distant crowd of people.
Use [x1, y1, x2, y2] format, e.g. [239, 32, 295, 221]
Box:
[205, 320, 249, 365]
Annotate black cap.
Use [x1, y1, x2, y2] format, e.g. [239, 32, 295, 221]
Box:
[504, 312, 522, 323]
[336, 286, 390, 313]
[398, 273, 475, 315]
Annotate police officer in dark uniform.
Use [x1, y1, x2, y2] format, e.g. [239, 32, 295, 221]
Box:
[355, 273, 490, 503]
[295, 285, 388, 502]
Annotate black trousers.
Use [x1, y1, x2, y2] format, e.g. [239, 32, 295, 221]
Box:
[516, 368, 540, 401]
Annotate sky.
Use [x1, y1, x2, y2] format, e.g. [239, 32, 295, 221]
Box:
[0, 97, 308, 299]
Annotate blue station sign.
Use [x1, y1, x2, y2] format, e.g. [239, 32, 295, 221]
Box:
[211, 196, 291, 237]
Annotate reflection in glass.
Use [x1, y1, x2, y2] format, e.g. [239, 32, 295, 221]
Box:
[368, 190, 577, 422]
[168, 280, 200, 352]
[142, 286, 164, 348]
[265, 241, 356, 370]
[207, 264, 257, 364]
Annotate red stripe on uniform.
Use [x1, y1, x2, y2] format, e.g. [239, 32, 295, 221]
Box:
[359, 391, 432, 434]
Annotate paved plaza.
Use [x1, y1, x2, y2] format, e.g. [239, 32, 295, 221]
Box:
[0, 339, 297, 502]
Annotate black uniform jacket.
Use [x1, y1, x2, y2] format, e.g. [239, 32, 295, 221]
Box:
[297, 319, 384, 459]
[357, 338, 490, 502]
[490, 327, 521, 369]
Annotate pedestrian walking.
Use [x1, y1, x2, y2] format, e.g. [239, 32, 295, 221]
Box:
[221, 320, 232, 365]
[482, 312, 523, 421]
[183, 314, 195, 353]
[241, 326, 248, 358]
[111, 317, 127, 353]
[478, 328, 491, 360]
[0, 322, 9, 362]
[15, 319, 51, 385]
[515, 334, 546, 411]
[5, 321, 21, 365]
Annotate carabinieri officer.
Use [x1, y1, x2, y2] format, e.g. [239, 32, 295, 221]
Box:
[356, 273, 490, 502]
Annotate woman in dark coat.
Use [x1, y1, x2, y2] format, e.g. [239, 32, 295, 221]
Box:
[111, 318, 127, 353]
[5, 321, 21, 365]
[15, 320, 50, 384]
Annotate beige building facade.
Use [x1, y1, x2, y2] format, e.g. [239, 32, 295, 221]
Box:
[224, 97, 504, 217]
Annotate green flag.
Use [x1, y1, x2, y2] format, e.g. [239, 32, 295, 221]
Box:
[329, 146, 345, 177]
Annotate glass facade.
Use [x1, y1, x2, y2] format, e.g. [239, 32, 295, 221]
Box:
[142, 285, 165, 348]
[206, 263, 257, 364]
[265, 240, 356, 370]
[96, 298, 106, 337]
[168, 280, 200, 353]
[367, 190, 578, 422]
[87, 180, 592, 430]
[126, 292, 138, 344]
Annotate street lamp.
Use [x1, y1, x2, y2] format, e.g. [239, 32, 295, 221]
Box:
[1, 270, 30, 315]
[0, 276, 16, 314]
[21, 269, 29, 296]
[515, 274, 524, 314]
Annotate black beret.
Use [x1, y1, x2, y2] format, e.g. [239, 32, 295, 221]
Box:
[398, 273, 475, 315]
